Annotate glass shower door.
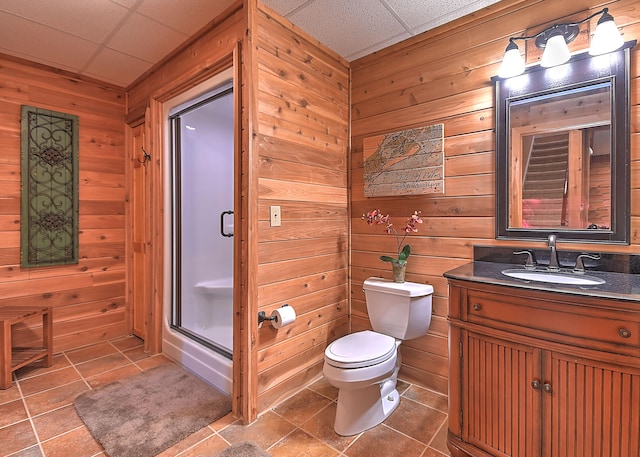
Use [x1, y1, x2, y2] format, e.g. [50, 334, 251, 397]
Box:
[170, 83, 234, 357]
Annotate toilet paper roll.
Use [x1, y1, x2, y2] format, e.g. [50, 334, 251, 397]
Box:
[271, 305, 296, 329]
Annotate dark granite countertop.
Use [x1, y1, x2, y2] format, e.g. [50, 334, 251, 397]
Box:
[444, 261, 640, 302]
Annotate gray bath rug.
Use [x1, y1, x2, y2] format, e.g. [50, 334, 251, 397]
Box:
[74, 363, 231, 457]
[216, 441, 273, 457]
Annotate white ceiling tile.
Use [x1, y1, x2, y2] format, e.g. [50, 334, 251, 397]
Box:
[261, 0, 311, 16]
[136, 0, 236, 35]
[84, 48, 152, 87]
[287, 0, 407, 58]
[0, 0, 129, 43]
[0, 11, 99, 71]
[385, 0, 501, 34]
[106, 12, 188, 62]
[346, 30, 411, 61]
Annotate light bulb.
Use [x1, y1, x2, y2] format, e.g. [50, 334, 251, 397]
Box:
[589, 13, 624, 55]
[498, 41, 525, 78]
[540, 34, 571, 67]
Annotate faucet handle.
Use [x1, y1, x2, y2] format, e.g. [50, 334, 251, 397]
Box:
[574, 254, 601, 274]
[514, 250, 536, 270]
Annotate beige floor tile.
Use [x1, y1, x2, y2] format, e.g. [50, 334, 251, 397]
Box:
[299, 402, 357, 452]
[65, 342, 118, 364]
[307, 377, 339, 400]
[23, 380, 89, 416]
[18, 366, 82, 396]
[175, 433, 229, 457]
[122, 345, 153, 362]
[428, 419, 451, 456]
[135, 354, 174, 370]
[84, 363, 142, 388]
[156, 426, 216, 457]
[268, 428, 340, 457]
[220, 411, 296, 449]
[383, 398, 447, 445]
[344, 425, 426, 457]
[40, 426, 103, 457]
[31, 404, 84, 442]
[0, 420, 38, 455]
[422, 448, 450, 457]
[396, 379, 411, 395]
[109, 335, 144, 351]
[7, 445, 44, 457]
[74, 353, 131, 378]
[14, 354, 70, 381]
[273, 388, 332, 425]
[210, 412, 238, 431]
[0, 383, 22, 404]
[0, 398, 28, 428]
[403, 385, 448, 413]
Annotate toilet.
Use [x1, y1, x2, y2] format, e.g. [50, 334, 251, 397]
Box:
[323, 277, 434, 436]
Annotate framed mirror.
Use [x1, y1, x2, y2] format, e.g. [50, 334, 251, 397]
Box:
[495, 41, 635, 244]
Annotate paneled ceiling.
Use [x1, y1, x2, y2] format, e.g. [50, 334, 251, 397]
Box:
[0, 0, 500, 88]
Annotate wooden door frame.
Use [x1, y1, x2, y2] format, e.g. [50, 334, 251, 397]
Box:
[134, 45, 255, 423]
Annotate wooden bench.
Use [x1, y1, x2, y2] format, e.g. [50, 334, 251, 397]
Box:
[0, 306, 53, 389]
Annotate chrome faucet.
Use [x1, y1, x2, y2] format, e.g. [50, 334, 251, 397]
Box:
[547, 234, 560, 271]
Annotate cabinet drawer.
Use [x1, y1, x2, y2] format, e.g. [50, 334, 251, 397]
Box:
[466, 291, 640, 350]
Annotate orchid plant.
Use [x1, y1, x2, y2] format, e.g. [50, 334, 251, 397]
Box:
[363, 209, 423, 265]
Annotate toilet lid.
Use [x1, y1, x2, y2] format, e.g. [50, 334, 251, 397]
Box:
[325, 330, 396, 369]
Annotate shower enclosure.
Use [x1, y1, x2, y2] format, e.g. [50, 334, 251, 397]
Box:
[169, 81, 235, 360]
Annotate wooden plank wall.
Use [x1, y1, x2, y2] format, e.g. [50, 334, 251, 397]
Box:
[350, 0, 640, 395]
[0, 56, 127, 352]
[254, 4, 350, 411]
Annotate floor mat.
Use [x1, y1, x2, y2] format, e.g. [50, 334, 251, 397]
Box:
[74, 363, 231, 457]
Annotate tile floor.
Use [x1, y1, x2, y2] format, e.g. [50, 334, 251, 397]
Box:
[1, 336, 451, 457]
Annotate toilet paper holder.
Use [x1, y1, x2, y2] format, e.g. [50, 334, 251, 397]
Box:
[258, 304, 291, 325]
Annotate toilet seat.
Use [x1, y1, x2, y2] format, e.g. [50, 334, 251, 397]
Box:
[325, 330, 396, 369]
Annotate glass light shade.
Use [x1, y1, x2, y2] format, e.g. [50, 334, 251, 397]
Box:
[540, 34, 571, 67]
[589, 17, 624, 55]
[498, 45, 525, 78]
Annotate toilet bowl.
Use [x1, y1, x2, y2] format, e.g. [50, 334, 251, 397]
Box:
[323, 278, 433, 436]
[324, 330, 402, 435]
[323, 278, 434, 436]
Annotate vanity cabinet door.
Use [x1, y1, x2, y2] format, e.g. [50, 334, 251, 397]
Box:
[545, 351, 640, 457]
[463, 330, 542, 457]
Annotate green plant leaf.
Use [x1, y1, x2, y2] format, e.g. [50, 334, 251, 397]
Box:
[379, 255, 395, 263]
[398, 244, 411, 261]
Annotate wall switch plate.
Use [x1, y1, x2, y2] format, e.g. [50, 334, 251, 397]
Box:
[270, 205, 281, 227]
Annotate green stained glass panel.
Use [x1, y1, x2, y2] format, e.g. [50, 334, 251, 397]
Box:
[21, 105, 79, 267]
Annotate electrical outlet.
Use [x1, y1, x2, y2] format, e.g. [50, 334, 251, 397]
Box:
[270, 205, 281, 227]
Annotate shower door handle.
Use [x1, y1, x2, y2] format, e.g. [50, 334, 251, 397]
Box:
[220, 210, 234, 237]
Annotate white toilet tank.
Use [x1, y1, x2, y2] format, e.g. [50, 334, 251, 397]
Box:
[363, 277, 434, 340]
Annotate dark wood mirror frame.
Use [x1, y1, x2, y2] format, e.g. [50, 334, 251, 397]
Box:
[494, 40, 636, 244]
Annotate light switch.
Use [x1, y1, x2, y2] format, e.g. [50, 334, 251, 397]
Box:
[270, 205, 281, 227]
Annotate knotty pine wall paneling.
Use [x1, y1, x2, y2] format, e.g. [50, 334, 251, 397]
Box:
[0, 56, 127, 352]
[254, 3, 350, 412]
[350, 0, 640, 395]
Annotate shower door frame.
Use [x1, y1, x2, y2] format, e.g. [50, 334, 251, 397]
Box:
[135, 44, 257, 423]
[169, 85, 235, 359]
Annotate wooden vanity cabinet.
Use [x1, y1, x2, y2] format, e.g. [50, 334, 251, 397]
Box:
[447, 279, 640, 457]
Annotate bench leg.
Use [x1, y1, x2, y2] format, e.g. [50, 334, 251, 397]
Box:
[43, 309, 53, 367]
[0, 321, 12, 389]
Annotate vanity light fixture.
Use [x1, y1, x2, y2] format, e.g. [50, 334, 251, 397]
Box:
[497, 8, 624, 78]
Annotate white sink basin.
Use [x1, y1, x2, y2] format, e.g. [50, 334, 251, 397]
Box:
[501, 269, 605, 286]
